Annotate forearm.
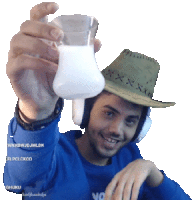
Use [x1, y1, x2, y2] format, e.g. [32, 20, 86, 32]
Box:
[146, 163, 164, 187]
[4, 115, 60, 192]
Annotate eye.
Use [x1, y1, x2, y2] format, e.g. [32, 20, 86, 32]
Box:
[104, 111, 136, 126]
[125, 119, 136, 127]
[105, 111, 114, 116]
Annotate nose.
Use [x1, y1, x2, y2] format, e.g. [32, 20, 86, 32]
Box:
[108, 119, 124, 137]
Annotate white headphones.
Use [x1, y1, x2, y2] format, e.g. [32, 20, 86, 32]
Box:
[72, 99, 152, 143]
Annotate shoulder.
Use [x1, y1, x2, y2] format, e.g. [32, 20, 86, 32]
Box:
[117, 142, 143, 160]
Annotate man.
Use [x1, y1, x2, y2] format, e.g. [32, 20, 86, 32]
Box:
[4, 2, 191, 200]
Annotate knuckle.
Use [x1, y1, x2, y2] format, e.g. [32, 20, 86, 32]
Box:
[6, 61, 12, 77]
[20, 20, 30, 32]
[6, 55, 22, 78]
[10, 35, 21, 55]
[10, 33, 23, 49]
[30, 6, 37, 19]
[148, 159, 155, 165]
[11, 33, 19, 42]
[14, 54, 24, 67]
[10, 33, 19, 45]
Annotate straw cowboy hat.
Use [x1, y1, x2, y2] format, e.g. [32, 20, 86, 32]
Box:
[101, 49, 175, 108]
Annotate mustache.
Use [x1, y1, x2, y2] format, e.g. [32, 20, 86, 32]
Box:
[99, 131, 124, 142]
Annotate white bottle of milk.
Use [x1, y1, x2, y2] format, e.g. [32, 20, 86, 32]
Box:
[53, 45, 105, 100]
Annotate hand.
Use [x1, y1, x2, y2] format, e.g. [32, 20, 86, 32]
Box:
[6, 2, 62, 118]
[105, 159, 164, 200]
[6, 2, 101, 120]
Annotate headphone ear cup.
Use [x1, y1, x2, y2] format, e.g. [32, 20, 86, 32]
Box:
[134, 108, 152, 143]
[134, 116, 152, 143]
[72, 99, 85, 126]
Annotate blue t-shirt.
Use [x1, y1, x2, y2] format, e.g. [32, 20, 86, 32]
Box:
[4, 115, 191, 200]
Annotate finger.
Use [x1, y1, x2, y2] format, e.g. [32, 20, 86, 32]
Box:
[10, 33, 59, 62]
[123, 181, 133, 200]
[105, 179, 118, 200]
[123, 179, 141, 200]
[30, 2, 59, 21]
[94, 39, 102, 53]
[20, 20, 64, 42]
[9, 54, 58, 77]
[130, 182, 141, 200]
[112, 181, 125, 200]
[131, 178, 143, 200]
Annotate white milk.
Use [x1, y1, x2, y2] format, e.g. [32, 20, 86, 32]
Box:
[53, 45, 105, 100]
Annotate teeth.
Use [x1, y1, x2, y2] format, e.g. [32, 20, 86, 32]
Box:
[107, 138, 116, 143]
[102, 135, 117, 143]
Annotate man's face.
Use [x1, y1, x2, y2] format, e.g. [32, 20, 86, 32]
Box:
[85, 93, 143, 159]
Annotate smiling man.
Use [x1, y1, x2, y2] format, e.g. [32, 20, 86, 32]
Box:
[76, 92, 144, 166]
[4, 2, 191, 200]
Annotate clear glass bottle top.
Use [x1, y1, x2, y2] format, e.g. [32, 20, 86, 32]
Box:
[50, 14, 105, 100]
